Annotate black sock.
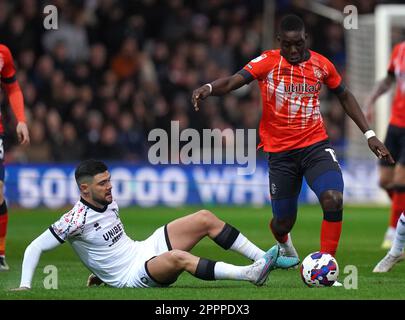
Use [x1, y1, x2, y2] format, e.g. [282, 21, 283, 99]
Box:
[194, 258, 216, 280]
[213, 223, 240, 250]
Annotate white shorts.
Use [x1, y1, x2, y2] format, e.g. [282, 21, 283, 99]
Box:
[126, 225, 173, 288]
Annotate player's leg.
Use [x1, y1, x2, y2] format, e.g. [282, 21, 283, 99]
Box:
[318, 189, 343, 257]
[388, 130, 405, 248]
[379, 166, 395, 201]
[379, 166, 395, 249]
[269, 198, 299, 257]
[373, 212, 405, 273]
[166, 209, 265, 261]
[0, 158, 9, 271]
[379, 124, 400, 249]
[145, 246, 279, 286]
[268, 151, 301, 262]
[387, 164, 405, 247]
[304, 141, 344, 257]
[389, 212, 405, 258]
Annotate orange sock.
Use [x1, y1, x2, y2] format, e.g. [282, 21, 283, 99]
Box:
[390, 190, 405, 228]
[320, 220, 342, 257]
[0, 201, 8, 256]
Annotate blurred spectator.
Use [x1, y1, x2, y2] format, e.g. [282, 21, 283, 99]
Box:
[117, 112, 147, 161]
[42, 11, 90, 62]
[84, 110, 103, 159]
[54, 122, 84, 162]
[111, 37, 141, 80]
[24, 120, 52, 162]
[94, 123, 124, 160]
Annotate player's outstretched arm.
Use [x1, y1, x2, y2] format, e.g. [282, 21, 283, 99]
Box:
[364, 74, 395, 120]
[336, 88, 394, 164]
[10, 229, 62, 290]
[191, 73, 246, 111]
[0, 44, 30, 145]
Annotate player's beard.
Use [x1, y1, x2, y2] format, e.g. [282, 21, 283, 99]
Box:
[93, 193, 113, 207]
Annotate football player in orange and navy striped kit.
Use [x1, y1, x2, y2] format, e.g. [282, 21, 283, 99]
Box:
[366, 41, 405, 251]
[0, 44, 30, 271]
[192, 15, 393, 280]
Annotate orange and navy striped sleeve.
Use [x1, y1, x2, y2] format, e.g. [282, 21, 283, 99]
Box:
[0, 44, 26, 123]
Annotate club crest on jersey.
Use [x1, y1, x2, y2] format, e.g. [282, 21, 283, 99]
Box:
[94, 222, 101, 231]
[313, 67, 324, 79]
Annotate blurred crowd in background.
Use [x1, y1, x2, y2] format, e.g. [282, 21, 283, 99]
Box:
[0, 0, 401, 163]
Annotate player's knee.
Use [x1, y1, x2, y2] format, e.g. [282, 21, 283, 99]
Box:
[320, 191, 343, 212]
[196, 209, 216, 229]
[271, 218, 293, 235]
[168, 249, 189, 269]
[379, 178, 392, 190]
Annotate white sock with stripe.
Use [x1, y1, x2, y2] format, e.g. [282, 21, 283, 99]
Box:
[214, 262, 253, 280]
[230, 233, 265, 261]
[389, 213, 405, 257]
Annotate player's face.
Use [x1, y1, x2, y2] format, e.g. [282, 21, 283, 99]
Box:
[89, 171, 113, 206]
[278, 30, 307, 65]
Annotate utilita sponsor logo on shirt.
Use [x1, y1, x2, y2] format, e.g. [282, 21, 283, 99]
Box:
[284, 81, 321, 94]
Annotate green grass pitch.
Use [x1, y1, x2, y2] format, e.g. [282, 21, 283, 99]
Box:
[1, 205, 404, 300]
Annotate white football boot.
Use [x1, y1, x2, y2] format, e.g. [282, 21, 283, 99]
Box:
[247, 245, 279, 286]
[373, 252, 403, 273]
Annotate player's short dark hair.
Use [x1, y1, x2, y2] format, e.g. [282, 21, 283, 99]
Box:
[279, 14, 305, 33]
[75, 159, 108, 185]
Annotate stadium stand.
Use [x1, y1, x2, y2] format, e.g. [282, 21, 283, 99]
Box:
[1, 0, 401, 163]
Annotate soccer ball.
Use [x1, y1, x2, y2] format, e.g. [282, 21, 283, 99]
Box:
[300, 252, 339, 287]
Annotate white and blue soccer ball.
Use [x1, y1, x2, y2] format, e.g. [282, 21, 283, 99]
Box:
[300, 252, 339, 287]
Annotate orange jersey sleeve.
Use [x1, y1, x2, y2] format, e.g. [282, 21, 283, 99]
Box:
[322, 56, 342, 90]
[0, 44, 16, 80]
[387, 42, 405, 127]
[242, 51, 274, 81]
[387, 43, 401, 74]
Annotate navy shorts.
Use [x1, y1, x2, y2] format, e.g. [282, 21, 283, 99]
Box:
[380, 124, 405, 167]
[268, 139, 342, 200]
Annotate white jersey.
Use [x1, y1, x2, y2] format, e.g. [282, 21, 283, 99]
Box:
[49, 199, 139, 288]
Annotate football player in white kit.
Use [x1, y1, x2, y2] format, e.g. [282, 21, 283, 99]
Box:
[12, 160, 296, 290]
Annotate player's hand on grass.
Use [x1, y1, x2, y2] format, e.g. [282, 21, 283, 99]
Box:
[368, 137, 395, 164]
[191, 84, 212, 111]
[87, 273, 104, 287]
[16, 122, 30, 146]
[9, 286, 30, 291]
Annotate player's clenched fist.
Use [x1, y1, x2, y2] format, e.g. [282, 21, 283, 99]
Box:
[191, 84, 212, 111]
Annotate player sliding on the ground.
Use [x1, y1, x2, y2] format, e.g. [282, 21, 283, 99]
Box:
[192, 14, 394, 269]
[373, 211, 405, 273]
[12, 159, 297, 290]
